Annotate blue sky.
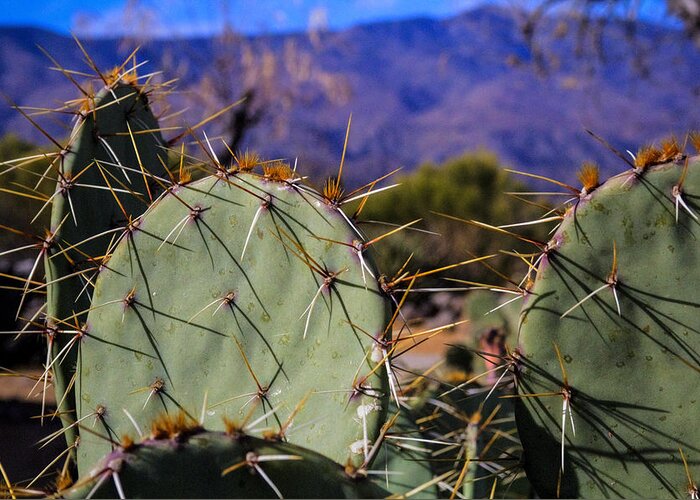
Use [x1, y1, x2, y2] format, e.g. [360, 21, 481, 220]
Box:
[0, 0, 488, 37]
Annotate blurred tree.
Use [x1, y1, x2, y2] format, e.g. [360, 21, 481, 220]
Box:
[519, 0, 700, 75]
[668, 0, 700, 44]
[185, 25, 351, 165]
[357, 151, 550, 291]
[109, 0, 351, 165]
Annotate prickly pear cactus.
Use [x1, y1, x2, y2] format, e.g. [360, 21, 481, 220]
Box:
[464, 291, 519, 336]
[371, 410, 438, 499]
[63, 421, 388, 498]
[420, 379, 523, 498]
[516, 156, 700, 497]
[45, 77, 167, 446]
[75, 169, 391, 474]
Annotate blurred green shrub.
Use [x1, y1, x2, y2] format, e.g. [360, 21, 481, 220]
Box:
[358, 151, 548, 289]
[0, 134, 53, 252]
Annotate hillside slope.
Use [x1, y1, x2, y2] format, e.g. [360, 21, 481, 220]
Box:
[1, 7, 698, 185]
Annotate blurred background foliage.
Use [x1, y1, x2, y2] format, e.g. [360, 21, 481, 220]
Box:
[357, 150, 549, 291]
[0, 134, 52, 252]
[0, 134, 53, 366]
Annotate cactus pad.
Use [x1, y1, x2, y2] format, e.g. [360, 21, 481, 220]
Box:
[516, 157, 700, 497]
[46, 79, 167, 446]
[63, 426, 388, 498]
[76, 171, 391, 474]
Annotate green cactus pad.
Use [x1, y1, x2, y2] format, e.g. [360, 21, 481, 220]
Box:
[464, 291, 519, 340]
[63, 428, 388, 498]
[371, 410, 437, 499]
[76, 172, 391, 474]
[516, 157, 700, 498]
[46, 79, 167, 446]
[421, 379, 523, 499]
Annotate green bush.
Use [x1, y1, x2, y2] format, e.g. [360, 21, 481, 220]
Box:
[0, 134, 53, 252]
[358, 151, 548, 289]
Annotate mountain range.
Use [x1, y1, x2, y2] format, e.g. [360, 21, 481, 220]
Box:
[1, 7, 699, 186]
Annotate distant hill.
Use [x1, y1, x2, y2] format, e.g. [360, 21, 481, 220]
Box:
[1, 7, 699, 186]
